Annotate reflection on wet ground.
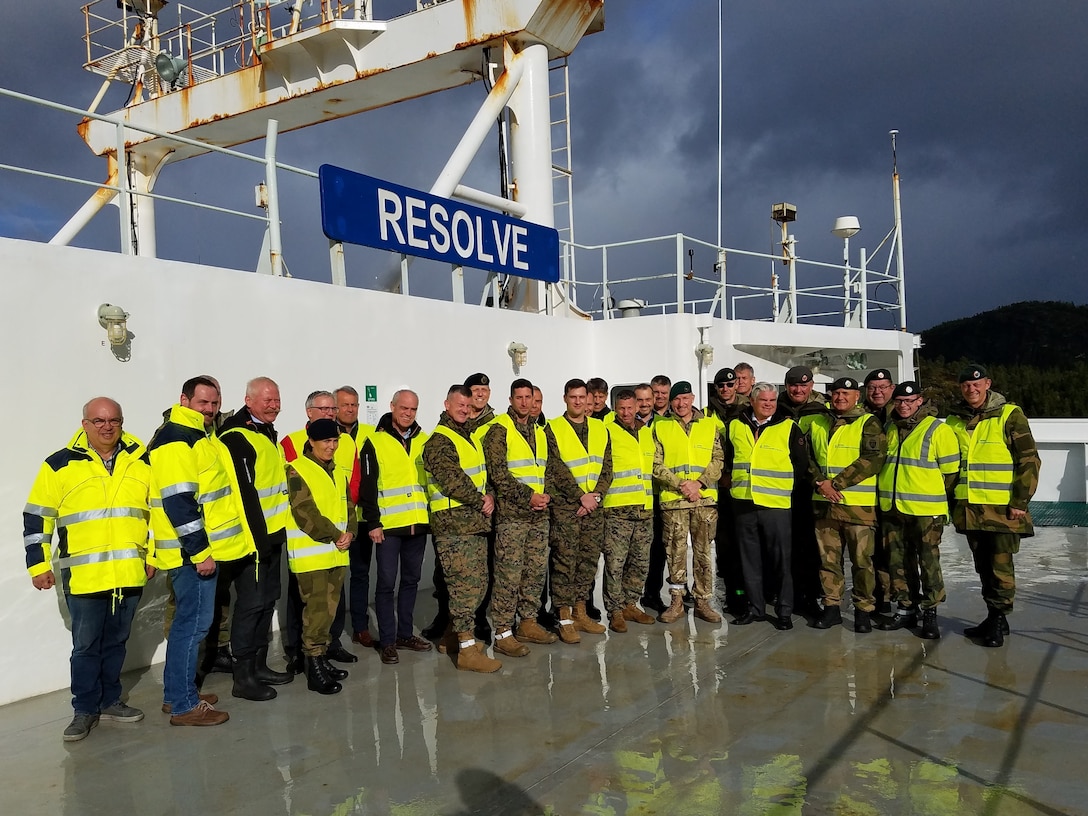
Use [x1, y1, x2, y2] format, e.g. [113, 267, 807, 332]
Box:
[1, 528, 1084, 815]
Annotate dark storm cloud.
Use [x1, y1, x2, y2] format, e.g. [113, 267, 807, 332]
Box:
[2, 0, 1086, 329]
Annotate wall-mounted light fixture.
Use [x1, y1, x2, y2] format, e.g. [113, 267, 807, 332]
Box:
[508, 341, 528, 374]
[695, 326, 714, 368]
[98, 303, 129, 347]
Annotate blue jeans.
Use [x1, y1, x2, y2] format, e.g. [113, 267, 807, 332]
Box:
[67, 592, 141, 715]
[165, 565, 217, 715]
[374, 533, 427, 646]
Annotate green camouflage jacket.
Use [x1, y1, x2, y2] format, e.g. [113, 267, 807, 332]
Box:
[286, 450, 359, 542]
[422, 412, 492, 537]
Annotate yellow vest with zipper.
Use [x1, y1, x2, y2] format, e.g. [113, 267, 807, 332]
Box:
[425, 426, 487, 512]
[550, 416, 607, 493]
[493, 413, 547, 494]
[654, 416, 719, 503]
[286, 455, 351, 573]
[603, 423, 654, 510]
[370, 428, 430, 528]
[728, 420, 795, 509]
[24, 431, 150, 594]
[946, 404, 1018, 505]
[810, 414, 877, 506]
[219, 424, 290, 535]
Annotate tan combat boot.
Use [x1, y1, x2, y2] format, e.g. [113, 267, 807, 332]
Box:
[622, 603, 656, 626]
[435, 624, 459, 655]
[572, 600, 607, 634]
[455, 633, 502, 673]
[694, 598, 722, 623]
[556, 606, 581, 644]
[493, 629, 530, 657]
[609, 610, 627, 633]
[657, 593, 686, 623]
[516, 619, 558, 644]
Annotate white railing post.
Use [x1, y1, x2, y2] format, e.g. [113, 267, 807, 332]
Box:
[601, 245, 610, 320]
[675, 233, 685, 314]
[115, 122, 132, 256]
[859, 247, 869, 329]
[264, 119, 284, 277]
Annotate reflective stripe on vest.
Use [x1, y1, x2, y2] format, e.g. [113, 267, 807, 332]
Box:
[286, 456, 350, 573]
[946, 404, 1018, 505]
[370, 429, 430, 528]
[549, 416, 607, 493]
[728, 420, 795, 509]
[810, 414, 877, 506]
[603, 424, 654, 510]
[878, 416, 959, 517]
[655, 417, 718, 503]
[425, 425, 487, 512]
[221, 426, 290, 533]
[494, 413, 547, 494]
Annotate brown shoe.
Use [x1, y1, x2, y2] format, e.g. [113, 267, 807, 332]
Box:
[169, 700, 229, 727]
[379, 645, 399, 665]
[516, 619, 558, 644]
[161, 692, 218, 714]
[436, 624, 459, 655]
[556, 606, 581, 644]
[395, 635, 433, 652]
[455, 634, 502, 673]
[572, 601, 607, 634]
[623, 604, 656, 625]
[694, 599, 722, 623]
[494, 630, 530, 657]
[658, 593, 686, 624]
[609, 610, 627, 633]
[351, 631, 376, 648]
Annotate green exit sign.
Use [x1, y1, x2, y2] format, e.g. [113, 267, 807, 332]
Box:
[364, 385, 378, 402]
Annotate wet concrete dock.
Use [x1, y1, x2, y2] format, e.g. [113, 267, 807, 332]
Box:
[1, 527, 1084, 815]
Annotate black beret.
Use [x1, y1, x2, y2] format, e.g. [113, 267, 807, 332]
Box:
[784, 366, 813, 385]
[893, 381, 922, 398]
[669, 381, 693, 400]
[864, 369, 893, 385]
[958, 364, 988, 383]
[306, 418, 340, 441]
[464, 373, 490, 388]
[713, 367, 737, 384]
[830, 377, 860, 391]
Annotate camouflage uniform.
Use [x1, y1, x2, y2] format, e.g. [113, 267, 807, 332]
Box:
[948, 391, 1040, 614]
[781, 392, 830, 614]
[422, 412, 492, 633]
[546, 416, 613, 607]
[652, 409, 724, 600]
[865, 398, 894, 607]
[286, 453, 357, 656]
[810, 407, 885, 612]
[483, 410, 550, 628]
[602, 422, 654, 613]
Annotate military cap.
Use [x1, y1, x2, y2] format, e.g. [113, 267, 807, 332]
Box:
[892, 381, 922, 399]
[958, 364, 988, 383]
[669, 381, 693, 401]
[864, 368, 893, 385]
[464, 372, 490, 388]
[713, 367, 737, 384]
[306, 418, 340, 441]
[784, 365, 813, 385]
[830, 376, 860, 392]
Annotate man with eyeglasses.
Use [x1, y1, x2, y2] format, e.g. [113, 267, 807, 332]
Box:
[281, 390, 363, 670]
[863, 369, 896, 613]
[874, 382, 959, 639]
[706, 368, 746, 617]
[25, 398, 153, 741]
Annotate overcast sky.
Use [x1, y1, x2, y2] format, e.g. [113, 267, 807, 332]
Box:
[1, 1, 1085, 330]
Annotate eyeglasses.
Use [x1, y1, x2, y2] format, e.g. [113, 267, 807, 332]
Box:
[85, 418, 123, 428]
[715, 382, 736, 389]
[313, 406, 337, 413]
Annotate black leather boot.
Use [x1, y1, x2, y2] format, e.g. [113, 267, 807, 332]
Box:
[210, 645, 234, 674]
[875, 608, 917, 631]
[421, 611, 450, 641]
[919, 608, 940, 640]
[321, 655, 349, 681]
[812, 605, 842, 629]
[254, 646, 293, 685]
[232, 657, 277, 701]
[982, 613, 1008, 648]
[306, 656, 342, 695]
[854, 610, 872, 634]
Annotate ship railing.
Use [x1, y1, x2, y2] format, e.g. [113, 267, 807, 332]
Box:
[560, 233, 905, 329]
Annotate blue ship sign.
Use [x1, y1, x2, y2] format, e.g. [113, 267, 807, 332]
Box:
[319, 165, 560, 283]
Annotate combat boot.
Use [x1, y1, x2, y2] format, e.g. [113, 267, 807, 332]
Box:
[556, 606, 581, 644]
[305, 655, 342, 695]
[436, 624, 459, 655]
[965, 609, 1009, 638]
[455, 633, 502, 673]
[254, 646, 293, 685]
[609, 610, 627, 633]
[875, 608, 917, 631]
[210, 645, 233, 674]
[572, 601, 607, 634]
[516, 619, 558, 644]
[494, 630, 530, 657]
[657, 593, 685, 624]
[231, 657, 277, 702]
[622, 604, 656, 625]
[919, 608, 940, 640]
[421, 611, 450, 641]
[812, 605, 842, 629]
[854, 610, 872, 634]
[694, 599, 722, 623]
[982, 613, 1008, 648]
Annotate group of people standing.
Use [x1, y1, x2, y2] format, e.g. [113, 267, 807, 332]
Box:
[23, 360, 1039, 742]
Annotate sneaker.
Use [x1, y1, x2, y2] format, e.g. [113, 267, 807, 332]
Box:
[63, 713, 99, 742]
[99, 702, 144, 723]
[169, 700, 229, 727]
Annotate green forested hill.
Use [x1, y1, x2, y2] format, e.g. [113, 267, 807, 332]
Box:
[916, 301, 1088, 417]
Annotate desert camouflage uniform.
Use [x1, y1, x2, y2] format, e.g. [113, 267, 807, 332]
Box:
[546, 416, 612, 607]
[484, 410, 550, 627]
[423, 412, 492, 633]
[948, 391, 1040, 614]
[652, 408, 724, 600]
[811, 407, 885, 611]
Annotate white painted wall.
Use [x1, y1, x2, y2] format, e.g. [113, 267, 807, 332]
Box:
[2, 236, 920, 705]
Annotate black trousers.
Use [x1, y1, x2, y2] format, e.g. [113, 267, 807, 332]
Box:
[735, 502, 793, 618]
[256, 530, 286, 649]
[202, 553, 262, 662]
[642, 499, 667, 601]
